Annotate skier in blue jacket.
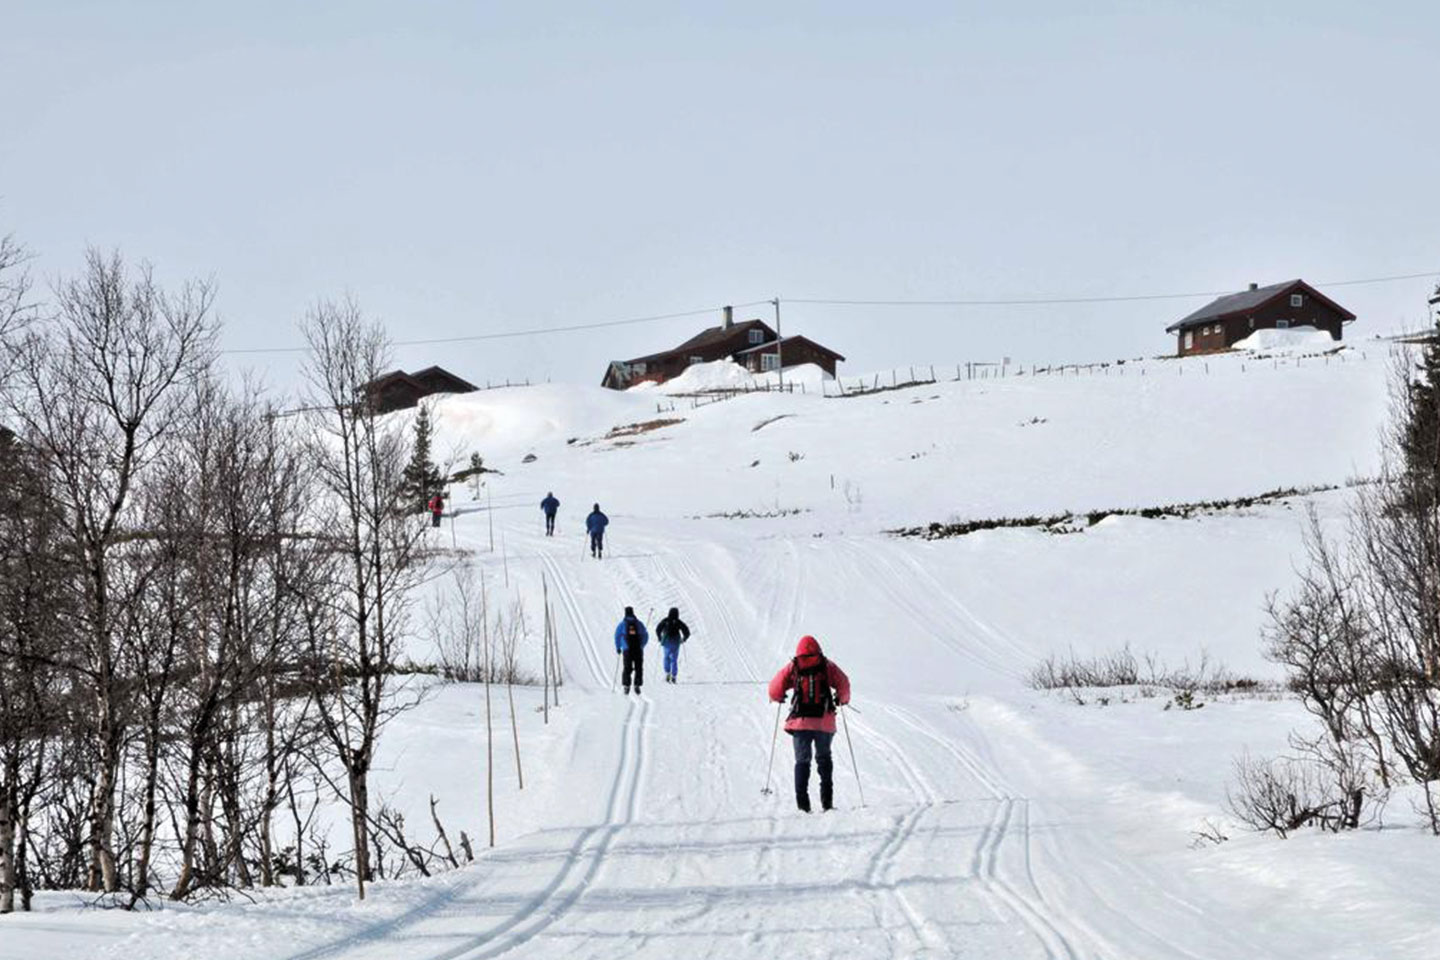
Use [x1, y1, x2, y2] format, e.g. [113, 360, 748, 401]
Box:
[614, 606, 647, 694]
[540, 492, 560, 536]
[586, 503, 609, 559]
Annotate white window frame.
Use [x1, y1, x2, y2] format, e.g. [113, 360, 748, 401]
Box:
[1183, 330, 1194, 350]
[760, 352, 780, 372]
[1290, 293, 1303, 308]
[688, 355, 704, 366]
[747, 328, 765, 345]
[1276, 319, 1291, 329]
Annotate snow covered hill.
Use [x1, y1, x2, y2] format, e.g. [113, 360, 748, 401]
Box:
[9, 346, 1436, 960]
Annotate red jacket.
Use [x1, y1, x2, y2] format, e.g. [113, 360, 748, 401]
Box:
[768, 637, 851, 734]
[428, 495, 444, 514]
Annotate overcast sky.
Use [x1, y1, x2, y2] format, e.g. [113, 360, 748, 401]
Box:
[2, 1, 1437, 389]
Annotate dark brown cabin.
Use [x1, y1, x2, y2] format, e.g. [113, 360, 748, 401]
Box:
[602, 306, 843, 389]
[734, 335, 845, 377]
[362, 365, 478, 414]
[1166, 280, 1355, 357]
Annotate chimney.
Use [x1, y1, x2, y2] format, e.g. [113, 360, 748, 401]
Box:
[723, 305, 733, 329]
[1248, 282, 1258, 291]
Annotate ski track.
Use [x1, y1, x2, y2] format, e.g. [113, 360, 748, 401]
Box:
[539, 551, 609, 687]
[839, 538, 1022, 682]
[279, 695, 650, 960]
[433, 696, 653, 960]
[283, 522, 1203, 960]
[851, 703, 1093, 960]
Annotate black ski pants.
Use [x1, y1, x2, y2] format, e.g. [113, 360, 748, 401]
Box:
[791, 731, 834, 809]
[590, 530, 605, 557]
[621, 647, 644, 692]
[545, 512, 556, 535]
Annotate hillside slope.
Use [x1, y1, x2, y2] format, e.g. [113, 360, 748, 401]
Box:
[8, 348, 1434, 960]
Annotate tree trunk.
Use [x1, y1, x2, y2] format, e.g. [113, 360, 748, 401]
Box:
[0, 788, 15, 914]
[349, 769, 370, 899]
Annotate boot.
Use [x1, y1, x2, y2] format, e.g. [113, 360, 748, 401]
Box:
[818, 756, 834, 811]
[794, 762, 811, 813]
[623, 684, 630, 695]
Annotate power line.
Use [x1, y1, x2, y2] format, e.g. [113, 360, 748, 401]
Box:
[220, 300, 774, 356]
[218, 269, 1440, 357]
[787, 270, 1440, 308]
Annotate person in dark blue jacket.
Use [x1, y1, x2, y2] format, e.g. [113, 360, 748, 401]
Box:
[655, 608, 691, 683]
[540, 492, 560, 536]
[614, 605, 647, 694]
[586, 503, 609, 559]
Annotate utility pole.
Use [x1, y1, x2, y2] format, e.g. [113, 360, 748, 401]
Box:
[772, 297, 784, 392]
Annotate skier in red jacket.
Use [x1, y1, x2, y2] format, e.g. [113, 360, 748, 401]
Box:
[768, 635, 851, 812]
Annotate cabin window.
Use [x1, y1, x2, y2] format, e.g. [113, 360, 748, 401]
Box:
[1184, 331, 1194, 350]
[1276, 319, 1291, 329]
[1290, 293, 1303, 308]
[688, 355, 704, 366]
[761, 353, 780, 372]
[748, 328, 765, 345]
[1249, 318, 1255, 329]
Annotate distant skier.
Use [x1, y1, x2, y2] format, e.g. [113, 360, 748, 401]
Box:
[541, 492, 560, 536]
[768, 636, 851, 813]
[614, 605, 648, 695]
[654, 607, 691, 684]
[586, 503, 609, 559]
[428, 491, 445, 528]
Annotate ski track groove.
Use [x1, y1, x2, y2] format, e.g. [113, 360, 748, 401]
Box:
[540, 551, 608, 687]
[855, 705, 1089, 960]
[843, 540, 1020, 681]
[434, 696, 652, 960]
[674, 549, 761, 682]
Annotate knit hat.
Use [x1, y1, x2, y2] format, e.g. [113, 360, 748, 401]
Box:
[624, 606, 634, 617]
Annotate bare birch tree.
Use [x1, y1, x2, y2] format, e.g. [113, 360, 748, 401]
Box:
[298, 299, 427, 899]
[8, 250, 215, 893]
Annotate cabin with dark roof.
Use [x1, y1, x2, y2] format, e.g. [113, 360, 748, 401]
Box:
[362, 365, 478, 414]
[1166, 280, 1355, 357]
[733, 335, 845, 377]
[602, 307, 844, 389]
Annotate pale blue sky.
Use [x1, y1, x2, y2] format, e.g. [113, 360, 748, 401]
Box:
[2, 1, 1436, 387]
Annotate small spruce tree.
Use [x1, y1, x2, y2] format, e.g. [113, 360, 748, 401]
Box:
[401, 405, 443, 513]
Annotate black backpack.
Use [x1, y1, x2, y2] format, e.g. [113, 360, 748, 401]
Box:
[624, 618, 641, 650]
[788, 656, 835, 719]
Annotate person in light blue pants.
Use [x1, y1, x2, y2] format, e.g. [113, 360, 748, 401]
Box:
[654, 607, 690, 683]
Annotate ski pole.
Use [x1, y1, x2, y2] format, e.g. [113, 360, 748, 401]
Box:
[761, 697, 783, 795]
[840, 704, 866, 808]
[612, 653, 621, 692]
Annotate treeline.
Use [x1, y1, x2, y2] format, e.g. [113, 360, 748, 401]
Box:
[0, 240, 446, 909]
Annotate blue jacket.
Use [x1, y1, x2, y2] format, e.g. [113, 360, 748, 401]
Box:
[614, 617, 647, 653]
[541, 495, 559, 516]
[586, 510, 609, 535]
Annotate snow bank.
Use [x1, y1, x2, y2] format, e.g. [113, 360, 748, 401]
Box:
[637, 359, 833, 395]
[1232, 325, 1338, 354]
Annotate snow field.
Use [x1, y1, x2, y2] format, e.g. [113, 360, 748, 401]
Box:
[8, 343, 1438, 960]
